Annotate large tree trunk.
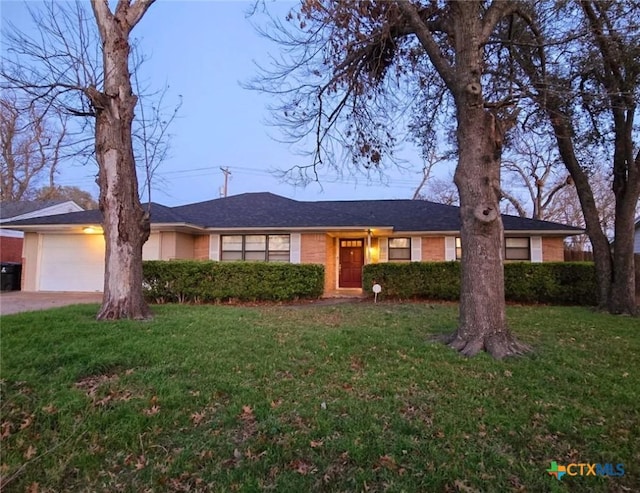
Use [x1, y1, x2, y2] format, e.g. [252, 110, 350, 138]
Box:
[90, 0, 154, 320]
[546, 107, 613, 308]
[610, 210, 637, 315]
[608, 144, 639, 315]
[445, 2, 530, 359]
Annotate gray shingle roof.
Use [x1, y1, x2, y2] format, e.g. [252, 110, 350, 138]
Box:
[1, 192, 582, 233]
[0, 200, 69, 220]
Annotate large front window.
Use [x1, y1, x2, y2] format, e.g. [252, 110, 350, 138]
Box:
[221, 234, 290, 262]
[388, 237, 411, 261]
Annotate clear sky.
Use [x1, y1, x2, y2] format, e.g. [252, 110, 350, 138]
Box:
[2, 1, 445, 206]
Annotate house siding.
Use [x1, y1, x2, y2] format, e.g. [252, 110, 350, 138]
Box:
[542, 237, 565, 262]
[160, 232, 195, 260]
[22, 233, 39, 291]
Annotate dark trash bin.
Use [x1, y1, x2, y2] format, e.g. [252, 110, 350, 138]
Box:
[1, 262, 22, 291]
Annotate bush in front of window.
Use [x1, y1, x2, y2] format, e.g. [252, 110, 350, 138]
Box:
[363, 262, 597, 305]
[363, 262, 461, 300]
[142, 261, 324, 303]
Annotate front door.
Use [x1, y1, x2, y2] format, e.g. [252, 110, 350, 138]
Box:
[339, 239, 364, 288]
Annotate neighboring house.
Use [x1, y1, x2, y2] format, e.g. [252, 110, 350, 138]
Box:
[0, 200, 84, 263]
[1, 192, 581, 295]
[635, 218, 640, 254]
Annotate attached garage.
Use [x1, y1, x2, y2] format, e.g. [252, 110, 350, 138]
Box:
[38, 234, 105, 292]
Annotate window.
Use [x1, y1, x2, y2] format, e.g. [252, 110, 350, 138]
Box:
[221, 234, 290, 262]
[340, 239, 363, 248]
[505, 237, 530, 261]
[268, 235, 290, 262]
[388, 237, 411, 261]
[221, 235, 243, 261]
[455, 237, 531, 261]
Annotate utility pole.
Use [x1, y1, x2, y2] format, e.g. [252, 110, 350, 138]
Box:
[220, 167, 231, 197]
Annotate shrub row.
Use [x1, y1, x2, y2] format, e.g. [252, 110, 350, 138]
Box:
[363, 262, 598, 305]
[142, 261, 324, 303]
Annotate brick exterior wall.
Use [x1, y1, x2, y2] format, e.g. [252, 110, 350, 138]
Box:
[193, 235, 210, 260]
[0, 236, 23, 263]
[325, 236, 337, 293]
[421, 236, 445, 261]
[300, 233, 337, 294]
[542, 237, 565, 262]
[300, 233, 326, 263]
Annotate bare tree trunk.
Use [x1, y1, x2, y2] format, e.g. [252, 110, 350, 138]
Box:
[547, 107, 613, 308]
[90, 0, 154, 320]
[608, 148, 640, 315]
[610, 210, 637, 314]
[445, 3, 529, 358]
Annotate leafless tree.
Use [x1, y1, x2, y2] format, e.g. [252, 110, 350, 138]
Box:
[252, 1, 548, 358]
[512, 0, 640, 315]
[500, 132, 572, 220]
[35, 185, 98, 210]
[1, 0, 157, 319]
[0, 93, 73, 201]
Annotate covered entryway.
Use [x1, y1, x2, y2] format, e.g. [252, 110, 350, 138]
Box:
[38, 234, 105, 292]
[339, 239, 364, 288]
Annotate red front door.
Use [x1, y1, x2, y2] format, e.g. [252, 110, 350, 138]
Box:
[339, 239, 364, 288]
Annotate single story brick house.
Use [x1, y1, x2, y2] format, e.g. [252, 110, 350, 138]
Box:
[1, 192, 581, 295]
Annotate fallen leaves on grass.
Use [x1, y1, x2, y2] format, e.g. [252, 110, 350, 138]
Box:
[20, 414, 34, 430]
[125, 454, 148, 470]
[25, 482, 39, 493]
[270, 398, 283, 409]
[375, 455, 405, 475]
[453, 479, 481, 493]
[41, 404, 57, 414]
[143, 405, 160, 416]
[1, 421, 12, 440]
[75, 374, 119, 398]
[240, 405, 254, 421]
[289, 459, 317, 475]
[190, 411, 206, 425]
[23, 445, 37, 460]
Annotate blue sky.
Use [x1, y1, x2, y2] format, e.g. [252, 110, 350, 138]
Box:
[1, 1, 444, 206]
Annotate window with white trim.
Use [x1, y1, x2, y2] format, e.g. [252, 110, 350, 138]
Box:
[454, 236, 531, 261]
[388, 237, 411, 261]
[221, 234, 290, 262]
[505, 237, 530, 261]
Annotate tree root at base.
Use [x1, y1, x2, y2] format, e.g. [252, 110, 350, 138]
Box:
[96, 302, 153, 321]
[442, 330, 532, 359]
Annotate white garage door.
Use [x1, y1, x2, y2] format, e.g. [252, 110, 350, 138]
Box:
[39, 234, 105, 292]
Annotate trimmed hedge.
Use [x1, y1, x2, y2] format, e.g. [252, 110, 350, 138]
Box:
[363, 262, 597, 305]
[363, 262, 461, 301]
[143, 261, 324, 303]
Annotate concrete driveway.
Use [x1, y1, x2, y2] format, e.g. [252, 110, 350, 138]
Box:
[0, 291, 103, 316]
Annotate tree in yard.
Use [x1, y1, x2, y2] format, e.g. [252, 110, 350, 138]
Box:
[2, 0, 157, 319]
[511, 0, 640, 315]
[0, 93, 72, 202]
[35, 185, 99, 210]
[252, 1, 541, 358]
[500, 132, 573, 220]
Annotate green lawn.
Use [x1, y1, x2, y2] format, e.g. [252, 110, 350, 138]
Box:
[1, 302, 638, 492]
